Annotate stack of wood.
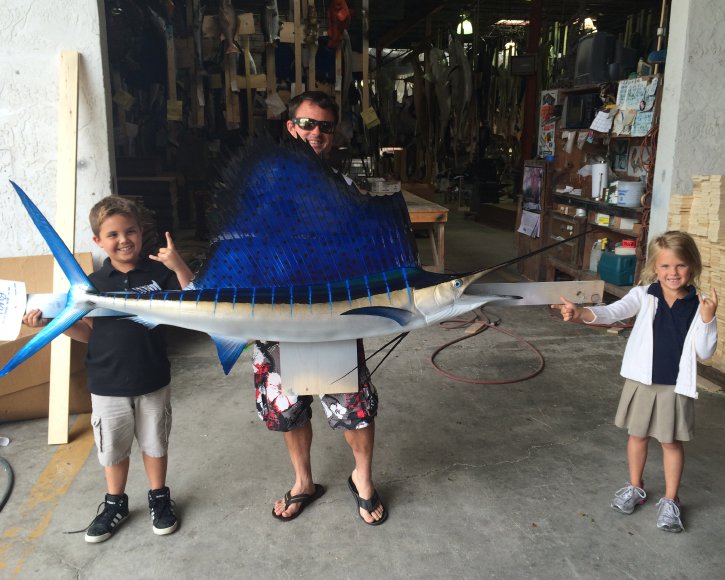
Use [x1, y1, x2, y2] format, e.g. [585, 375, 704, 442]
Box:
[667, 194, 692, 231]
[668, 175, 725, 372]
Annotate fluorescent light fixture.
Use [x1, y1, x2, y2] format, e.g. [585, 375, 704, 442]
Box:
[457, 19, 473, 35]
[495, 19, 529, 26]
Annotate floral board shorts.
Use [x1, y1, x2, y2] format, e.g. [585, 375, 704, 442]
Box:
[253, 340, 378, 432]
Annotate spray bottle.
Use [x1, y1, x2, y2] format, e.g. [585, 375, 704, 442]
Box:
[589, 238, 607, 272]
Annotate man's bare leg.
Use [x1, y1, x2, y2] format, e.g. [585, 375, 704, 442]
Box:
[346, 423, 385, 523]
[273, 421, 315, 518]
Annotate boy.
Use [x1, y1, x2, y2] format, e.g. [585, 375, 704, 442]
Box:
[23, 196, 193, 543]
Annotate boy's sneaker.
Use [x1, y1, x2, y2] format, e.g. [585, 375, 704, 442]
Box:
[611, 483, 647, 514]
[148, 487, 178, 535]
[656, 497, 683, 533]
[84, 493, 129, 543]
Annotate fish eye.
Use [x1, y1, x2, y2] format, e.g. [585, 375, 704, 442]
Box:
[452, 279, 462, 289]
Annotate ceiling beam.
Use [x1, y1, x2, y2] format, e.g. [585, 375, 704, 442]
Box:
[375, 2, 445, 52]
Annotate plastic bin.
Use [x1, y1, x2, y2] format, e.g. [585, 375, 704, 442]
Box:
[598, 252, 636, 286]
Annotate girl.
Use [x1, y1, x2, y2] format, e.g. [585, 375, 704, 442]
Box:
[553, 231, 718, 533]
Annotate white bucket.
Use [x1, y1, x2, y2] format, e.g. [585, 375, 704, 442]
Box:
[617, 181, 644, 208]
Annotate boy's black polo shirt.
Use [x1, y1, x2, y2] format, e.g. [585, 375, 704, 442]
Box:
[86, 257, 181, 397]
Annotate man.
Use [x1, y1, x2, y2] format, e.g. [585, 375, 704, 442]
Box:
[252, 91, 386, 525]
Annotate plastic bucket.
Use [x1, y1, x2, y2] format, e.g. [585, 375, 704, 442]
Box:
[617, 181, 644, 208]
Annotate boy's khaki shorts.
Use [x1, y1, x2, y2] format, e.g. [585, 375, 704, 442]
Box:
[90, 385, 172, 467]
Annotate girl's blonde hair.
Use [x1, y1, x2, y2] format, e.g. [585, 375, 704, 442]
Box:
[639, 230, 702, 288]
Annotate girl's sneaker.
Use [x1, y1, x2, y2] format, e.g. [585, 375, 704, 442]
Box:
[611, 483, 647, 514]
[656, 497, 683, 533]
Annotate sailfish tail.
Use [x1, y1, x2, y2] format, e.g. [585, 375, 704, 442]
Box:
[0, 181, 95, 378]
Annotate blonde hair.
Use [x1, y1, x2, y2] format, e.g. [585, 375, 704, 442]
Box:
[89, 196, 141, 236]
[639, 230, 702, 288]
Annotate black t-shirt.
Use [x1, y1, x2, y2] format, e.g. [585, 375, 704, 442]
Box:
[649, 282, 698, 385]
[85, 257, 181, 397]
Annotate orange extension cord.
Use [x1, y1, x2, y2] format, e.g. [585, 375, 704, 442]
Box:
[430, 309, 546, 385]
[430, 307, 634, 385]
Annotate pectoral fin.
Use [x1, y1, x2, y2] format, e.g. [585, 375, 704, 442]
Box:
[341, 306, 413, 326]
[211, 335, 253, 374]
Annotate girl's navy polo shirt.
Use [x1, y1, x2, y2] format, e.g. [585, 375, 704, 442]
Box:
[85, 257, 180, 397]
[649, 281, 699, 385]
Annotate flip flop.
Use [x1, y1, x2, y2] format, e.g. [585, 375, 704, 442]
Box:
[347, 476, 388, 526]
[272, 484, 325, 522]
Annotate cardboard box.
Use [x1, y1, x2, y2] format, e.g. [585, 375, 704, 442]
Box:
[554, 203, 577, 216]
[367, 178, 401, 194]
[610, 216, 639, 230]
[0, 253, 93, 421]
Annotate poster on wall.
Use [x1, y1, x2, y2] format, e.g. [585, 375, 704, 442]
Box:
[537, 90, 561, 157]
[522, 163, 544, 211]
[628, 144, 651, 177]
[611, 139, 629, 172]
[539, 120, 556, 156]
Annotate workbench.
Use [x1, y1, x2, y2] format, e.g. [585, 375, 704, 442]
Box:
[403, 190, 449, 273]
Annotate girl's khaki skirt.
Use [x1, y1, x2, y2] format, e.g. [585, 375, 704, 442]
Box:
[614, 379, 695, 443]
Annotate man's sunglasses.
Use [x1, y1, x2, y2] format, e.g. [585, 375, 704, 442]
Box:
[291, 117, 335, 134]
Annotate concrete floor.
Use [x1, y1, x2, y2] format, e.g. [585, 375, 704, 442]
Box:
[2, 206, 725, 579]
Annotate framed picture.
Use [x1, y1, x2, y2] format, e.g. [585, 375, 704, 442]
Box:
[611, 138, 629, 172]
[522, 161, 545, 211]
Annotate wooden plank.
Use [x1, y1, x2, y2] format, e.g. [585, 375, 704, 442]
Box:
[49, 51, 79, 445]
[335, 47, 342, 110]
[166, 27, 177, 101]
[225, 54, 240, 128]
[235, 73, 268, 89]
[243, 35, 254, 136]
[265, 44, 276, 118]
[293, 0, 303, 93]
[362, 0, 369, 109]
[308, 43, 317, 91]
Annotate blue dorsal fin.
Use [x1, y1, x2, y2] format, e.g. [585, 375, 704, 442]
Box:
[194, 137, 419, 289]
[211, 335, 252, 375]
[341, 306, 414, 326]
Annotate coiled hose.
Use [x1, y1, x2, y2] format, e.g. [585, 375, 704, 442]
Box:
[0, 456, 13, 512]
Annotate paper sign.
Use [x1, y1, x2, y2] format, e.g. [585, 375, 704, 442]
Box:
[631, 111, 654, 137]
[590, 110, 614, 133]
[113, 90, 135, 111]
[0, 279, 26, 341]
[167, 99, 183, 121]
[361, 106, 381, 128]
[265, 92, 287, 118]
[279, 340, 359, 394]
[517, 210, 540, 238]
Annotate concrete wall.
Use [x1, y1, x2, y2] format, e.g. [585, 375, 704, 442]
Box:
[0, 0, 113, 259]
[650, 0, 725, 236]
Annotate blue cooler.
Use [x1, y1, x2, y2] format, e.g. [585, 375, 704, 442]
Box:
[598, 252, 636, 286]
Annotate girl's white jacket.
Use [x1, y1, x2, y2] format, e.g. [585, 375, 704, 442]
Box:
[585, 285, 718, 399]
